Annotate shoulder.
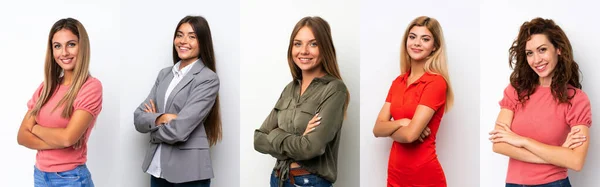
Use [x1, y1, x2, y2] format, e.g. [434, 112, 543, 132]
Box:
[197, 66, 219, 81]
[81, 77, 103, 92]
[325, 78, 347, 93]
[423, 73, 447, 88]
[569, 86, 590, 103]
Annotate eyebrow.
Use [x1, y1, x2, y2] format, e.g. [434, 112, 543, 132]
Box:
[177, 31, 196, 35]
[409, 32, 432, 38]
[526, 44, 547, 51]
[52, 40, 78, 44]
[293, 39, 317, 42]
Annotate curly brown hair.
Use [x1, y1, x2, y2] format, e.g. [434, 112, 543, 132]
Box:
[508, 17, 581, 105]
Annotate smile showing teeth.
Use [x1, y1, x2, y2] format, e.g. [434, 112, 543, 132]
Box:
[60, 58, 73, 64]
[536, 64, 547, 70]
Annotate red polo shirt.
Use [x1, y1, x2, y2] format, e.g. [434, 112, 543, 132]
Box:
[385, 72, 447, 187]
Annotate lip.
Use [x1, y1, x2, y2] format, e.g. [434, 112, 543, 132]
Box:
[178, 46, 190, 53]
[410, 48, 423, 53]
[535, 63, 548, 72]
[297, 57, 313, 63]
[59, 58, 74, 64]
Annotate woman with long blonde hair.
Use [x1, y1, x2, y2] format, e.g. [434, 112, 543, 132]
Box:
[17, 18, 102, 187]
[373, 16, 453, 187]
[254, 16, 349, 187]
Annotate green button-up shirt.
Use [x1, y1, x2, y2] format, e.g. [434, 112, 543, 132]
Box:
[254, 74, 348, 183]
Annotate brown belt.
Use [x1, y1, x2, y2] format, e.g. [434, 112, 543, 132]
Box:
[276, 168, 312, 184]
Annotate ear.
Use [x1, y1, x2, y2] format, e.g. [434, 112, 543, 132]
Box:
[557, 48, 561, 55]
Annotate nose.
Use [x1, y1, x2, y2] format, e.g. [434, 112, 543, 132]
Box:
[533, 52, 542, 64]
[300, 44, 309, 55]
[62, 46, 70, 56]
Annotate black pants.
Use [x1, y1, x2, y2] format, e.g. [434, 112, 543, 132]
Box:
[150, 176, 211, 187]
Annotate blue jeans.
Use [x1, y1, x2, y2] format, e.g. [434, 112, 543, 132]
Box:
[506, 177, 571, 187]
[34, 165, 94, 187]
[150, 176, 210, 187]
[270, 170, 332, 187]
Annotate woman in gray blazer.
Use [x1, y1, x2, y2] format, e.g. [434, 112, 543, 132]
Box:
[133, 15, 222, 187]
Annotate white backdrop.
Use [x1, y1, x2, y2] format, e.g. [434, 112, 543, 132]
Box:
[240, 0, 360, 186]
[360, 0, 480, 186]
[119, 0, 240, 186]
[480, 0, 600, 186]
[0, 1, 121, 186]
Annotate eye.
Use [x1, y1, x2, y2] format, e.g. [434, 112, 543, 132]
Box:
[423, 38, 430, 42]
[309, 42, 318, 47]
[526, 51, 533, 57]
[189, 35, 196, 39]
[53, 44, 61, 49]
[176, 34, 183, 38]
[68, 43, 77, 47]
[539, 47, 547, 53]
[408, 35, 415, 39]
[294, 42, 301, 47]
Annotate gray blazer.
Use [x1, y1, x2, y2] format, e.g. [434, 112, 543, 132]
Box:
[134, 60, 219, 183]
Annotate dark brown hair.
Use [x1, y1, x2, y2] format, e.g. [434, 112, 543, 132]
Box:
[286, 16, 349, 114]
[173, 15, 221, 146]
[508, 17, 581, 104]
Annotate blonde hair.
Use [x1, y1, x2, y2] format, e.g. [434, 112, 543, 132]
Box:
[30, 18, 91, 118]
[400, 16, 454, 111]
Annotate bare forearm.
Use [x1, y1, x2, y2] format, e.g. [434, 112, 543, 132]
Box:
[492, 142, 548, 164]
[373, 120, 402, 137]
[523, 138, 585, 171]
[31, 125, 73, 147]
[18, 129, 63, 150]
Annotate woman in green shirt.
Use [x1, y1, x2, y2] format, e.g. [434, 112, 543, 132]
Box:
[254, 16, 349, 187]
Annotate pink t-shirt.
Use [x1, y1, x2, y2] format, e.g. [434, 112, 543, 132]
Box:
[27, 77, 102, 172]
[499, 84, 591, 185]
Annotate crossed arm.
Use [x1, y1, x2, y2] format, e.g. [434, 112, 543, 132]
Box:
[490, 109, 589, 171]
[372, 102, 433, 143]
[17, 110, 93, 149]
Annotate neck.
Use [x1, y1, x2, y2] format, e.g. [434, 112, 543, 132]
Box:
[180, 58, 197, 70]
[301, 68, 326, 85]
[62, 70, 73, 86]
[539, 76, 552, 87]
[409, 60, 426, 77]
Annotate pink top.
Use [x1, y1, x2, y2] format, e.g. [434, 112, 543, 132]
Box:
[499, 84, 591, 185]
[27, 77, 103, 172]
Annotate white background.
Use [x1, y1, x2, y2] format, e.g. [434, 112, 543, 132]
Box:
[360, 0, 480, 186]
[0, 1, 121, 186]
[480, 1, 600, 186]
[119, 0, 240, 187]
[239, 0, 360, 186]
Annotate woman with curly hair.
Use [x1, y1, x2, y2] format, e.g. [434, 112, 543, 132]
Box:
[489, 17, 592, 187]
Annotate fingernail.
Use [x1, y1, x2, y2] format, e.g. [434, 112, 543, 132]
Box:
[316, 121, 321, 124]
[317, 117, 322, 120]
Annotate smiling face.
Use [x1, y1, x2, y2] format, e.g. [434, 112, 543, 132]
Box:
[525, 34, 560, 83]
[52, 29, 79, 72]
[406, 26, 436, 63]
[174, 23, 200, 64]
[292, 26, 322, 73]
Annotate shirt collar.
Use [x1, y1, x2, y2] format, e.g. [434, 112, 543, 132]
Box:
[295, 74, 337, 84]
[172, 59, 198, 77]
[399, 71, 436, 84]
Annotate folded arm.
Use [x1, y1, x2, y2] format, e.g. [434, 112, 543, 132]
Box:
[17, 111, 65, 150]
[30, 110, 94, 148]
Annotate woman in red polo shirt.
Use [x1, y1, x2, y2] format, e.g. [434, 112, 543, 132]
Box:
[489, 18, 591, 187]
[372, 16, 454, 187]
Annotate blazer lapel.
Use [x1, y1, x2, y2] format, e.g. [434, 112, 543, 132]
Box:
[164, 60, 206, 112]
[156, 71, 174, 112]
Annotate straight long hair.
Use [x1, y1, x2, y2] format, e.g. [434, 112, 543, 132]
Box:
[400, 16, 454, 111]
[287, 16, 349, 114]
[173, 15, 222, 146]
[30, 18, 91, 118]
